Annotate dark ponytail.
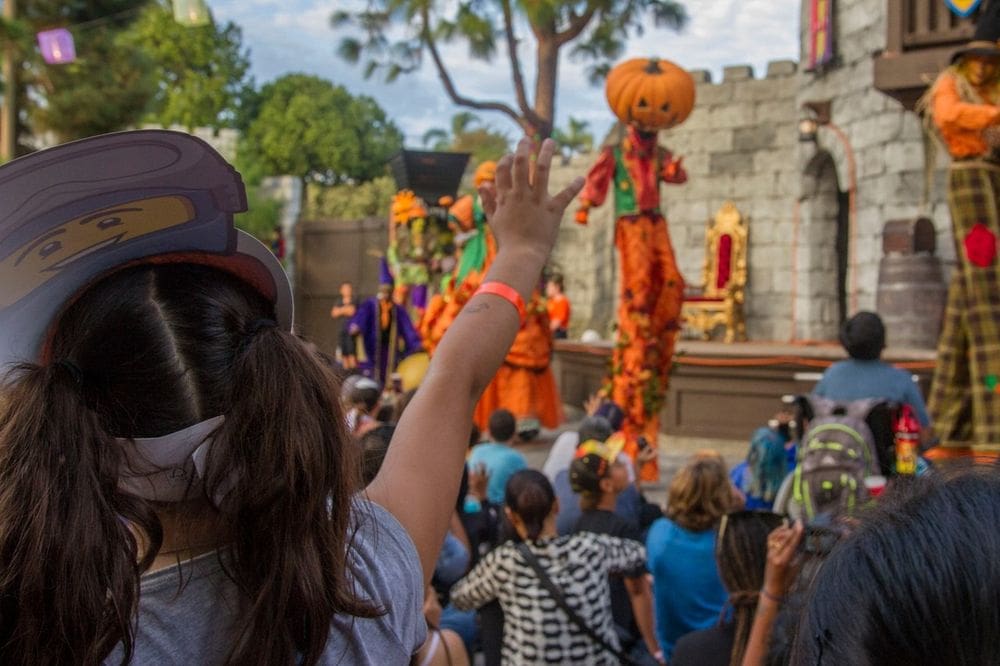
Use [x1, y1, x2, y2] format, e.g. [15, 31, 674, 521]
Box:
[0, 263, 380, 665]
[200, 311, 379, 664]
[714, 510, 784, 666]
[504, 469, 556, 542]
[0, 362, 160, 665]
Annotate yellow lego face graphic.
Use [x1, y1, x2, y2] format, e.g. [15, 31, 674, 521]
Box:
[0, 195, 196, 308]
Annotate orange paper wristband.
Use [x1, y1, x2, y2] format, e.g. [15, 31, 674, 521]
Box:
[475, 281, 526, 324]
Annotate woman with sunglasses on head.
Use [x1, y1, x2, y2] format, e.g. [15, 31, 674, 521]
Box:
[0, 132, 582, 665]
[646, 452, 742, 661]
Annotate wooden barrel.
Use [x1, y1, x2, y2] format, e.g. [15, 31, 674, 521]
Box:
[876, 254, 946, 349]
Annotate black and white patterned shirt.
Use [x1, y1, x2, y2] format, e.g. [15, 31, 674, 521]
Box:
[450, 531, 646, 664]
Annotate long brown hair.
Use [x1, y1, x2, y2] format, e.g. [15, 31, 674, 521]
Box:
[715, 511, 784, 666]
[665, 454, 733, 532]
[0, 263, 376, 665]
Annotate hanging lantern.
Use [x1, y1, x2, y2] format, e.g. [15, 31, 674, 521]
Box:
[172, 0, 212, 27]
[36, 29, 76, 65]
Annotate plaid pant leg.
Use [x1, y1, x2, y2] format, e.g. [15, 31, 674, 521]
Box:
[929, 277, 973, 442]
[931, 167, 1000, 444]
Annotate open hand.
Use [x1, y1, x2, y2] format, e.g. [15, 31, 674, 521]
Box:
[763, 521, 805, 599]
[478, 137, 584, 263]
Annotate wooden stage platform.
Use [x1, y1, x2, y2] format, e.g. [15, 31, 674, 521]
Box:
[552, 339, 938, 441]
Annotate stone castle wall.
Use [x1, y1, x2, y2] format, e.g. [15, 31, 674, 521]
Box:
[550, 0, 953, 346]
[793, 0, 951, 343]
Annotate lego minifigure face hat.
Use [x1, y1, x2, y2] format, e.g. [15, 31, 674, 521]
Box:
[0, 129, 293, 367]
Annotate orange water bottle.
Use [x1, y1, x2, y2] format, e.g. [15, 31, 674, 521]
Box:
[894, 404, 920, 476]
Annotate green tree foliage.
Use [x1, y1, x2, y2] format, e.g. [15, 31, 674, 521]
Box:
[16, 0, 155, 144]
[122, 1, 252, 129]
[421, 111, 509, 163]
[334, 0, 688, 138]
[235, 185, 284, 243]
[237, 74, 403, 186]
[551, 116, 594, 164]
[303, 176, 397, 221]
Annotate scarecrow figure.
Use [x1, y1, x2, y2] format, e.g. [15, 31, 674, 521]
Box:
[576, 57, 695, 480]
[921, 2, 1000, 444]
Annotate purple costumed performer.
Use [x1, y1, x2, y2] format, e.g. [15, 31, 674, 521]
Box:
[348, 259, 423, 385]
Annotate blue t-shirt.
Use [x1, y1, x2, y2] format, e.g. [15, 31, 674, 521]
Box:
[467, 442, 528, 505]
[814, 359, 930, 426]
[645, 517, 727, 659]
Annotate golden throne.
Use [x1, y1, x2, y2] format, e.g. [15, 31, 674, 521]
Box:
[681, 202, 748, 342]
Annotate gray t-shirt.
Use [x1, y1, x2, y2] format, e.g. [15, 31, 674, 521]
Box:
[105, 500, 425, 665]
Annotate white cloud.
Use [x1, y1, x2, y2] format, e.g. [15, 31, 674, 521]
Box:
[213, 0, 801, 144]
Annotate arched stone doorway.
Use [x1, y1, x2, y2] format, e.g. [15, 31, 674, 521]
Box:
[796, 150, 848, 341]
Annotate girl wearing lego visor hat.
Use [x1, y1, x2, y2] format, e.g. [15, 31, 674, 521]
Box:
[0, 131, 582, 664]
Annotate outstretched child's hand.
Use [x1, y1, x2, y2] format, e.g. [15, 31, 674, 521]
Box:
[478, 137, 584, 264]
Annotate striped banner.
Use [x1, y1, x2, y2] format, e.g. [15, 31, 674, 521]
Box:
[808, 0, 835, 70]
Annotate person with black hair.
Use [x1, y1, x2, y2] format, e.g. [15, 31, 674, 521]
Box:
[778, 466, 1000, 664]
[347, 377, 382, 436]
[545, 273, 571, 339]
[467, 408, 527, 506]
[814, 311, 933, 444]
[569, 442, 663, 664]
[670, 510, 784, 666]
[450, 470, 647, 665]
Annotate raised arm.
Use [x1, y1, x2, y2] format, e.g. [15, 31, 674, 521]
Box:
[368, 138, 584, 583]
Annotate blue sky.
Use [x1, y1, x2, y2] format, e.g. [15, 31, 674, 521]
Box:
[210, 0, 802, 144]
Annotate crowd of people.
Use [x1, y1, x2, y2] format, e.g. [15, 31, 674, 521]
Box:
[330, 304, 991, 666]
[333, 314, 985, 666]
[349, 376, 999, 666]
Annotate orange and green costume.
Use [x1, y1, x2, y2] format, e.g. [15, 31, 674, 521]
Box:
[421, 178, 563, 431]
[578, 126, 687, 480]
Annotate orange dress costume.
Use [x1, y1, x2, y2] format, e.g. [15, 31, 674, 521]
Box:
[577, 126, 687, 479]
[420, 162, 563, 430]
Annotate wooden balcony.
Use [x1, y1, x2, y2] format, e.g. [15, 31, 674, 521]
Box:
[874, 0, 979, 109]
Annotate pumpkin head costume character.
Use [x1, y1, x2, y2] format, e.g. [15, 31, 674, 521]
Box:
[577, 58, 695, 480]
[920, 3, 1000, 445]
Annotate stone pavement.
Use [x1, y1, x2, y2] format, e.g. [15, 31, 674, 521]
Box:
[516, 429, 747, 508]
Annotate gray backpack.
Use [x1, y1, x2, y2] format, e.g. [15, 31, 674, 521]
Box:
[788, 397, 881, 521]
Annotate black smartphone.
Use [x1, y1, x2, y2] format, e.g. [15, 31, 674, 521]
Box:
[637, 436, 650, 452]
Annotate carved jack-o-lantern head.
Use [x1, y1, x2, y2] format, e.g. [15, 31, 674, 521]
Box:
[605, 58, 696, 132]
